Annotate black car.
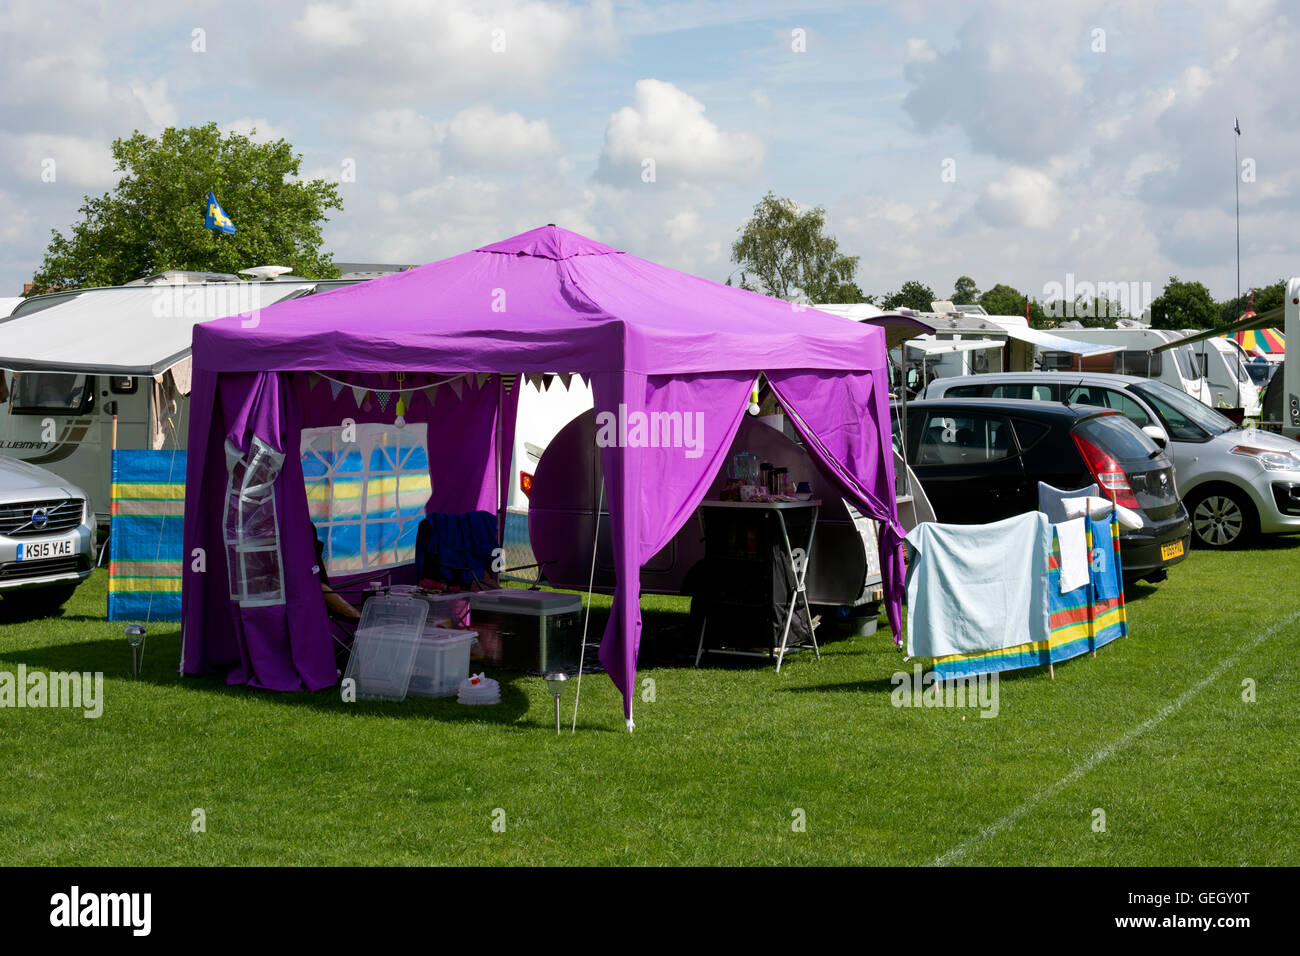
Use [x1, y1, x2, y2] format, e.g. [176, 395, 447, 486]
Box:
[902, 398, 1190, 582]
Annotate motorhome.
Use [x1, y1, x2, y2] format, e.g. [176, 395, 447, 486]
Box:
[1040, 327, 1212, 405]
[0, 271, 369, 523]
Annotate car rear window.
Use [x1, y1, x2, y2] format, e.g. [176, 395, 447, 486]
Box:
[1012, 418, 1050, 451]
[1073, 412, 1159, 461]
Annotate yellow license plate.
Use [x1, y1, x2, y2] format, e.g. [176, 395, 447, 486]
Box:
[1161, 540, 1185, 560]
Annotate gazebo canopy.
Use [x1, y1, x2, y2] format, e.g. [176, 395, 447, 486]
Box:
[182, 226, 904, 725]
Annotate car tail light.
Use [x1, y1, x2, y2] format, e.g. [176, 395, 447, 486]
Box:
[1072, 433, 1140, 508]
[519, 470, 533, 498]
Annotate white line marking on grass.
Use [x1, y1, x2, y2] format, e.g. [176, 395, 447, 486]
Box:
[928, 608, 1300, 867]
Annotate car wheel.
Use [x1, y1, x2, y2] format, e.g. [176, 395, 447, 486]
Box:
[1188, 488, 1257, 549]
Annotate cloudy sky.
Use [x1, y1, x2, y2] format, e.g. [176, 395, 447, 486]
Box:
[1, 0, 1296, 307]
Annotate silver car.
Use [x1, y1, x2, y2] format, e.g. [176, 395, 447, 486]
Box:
[0, 456, 95, 614]
[924, 372, 1300, 549]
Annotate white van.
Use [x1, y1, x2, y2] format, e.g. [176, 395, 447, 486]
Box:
[1041, 327, 1212, 404]
[0, 272, 368, 523]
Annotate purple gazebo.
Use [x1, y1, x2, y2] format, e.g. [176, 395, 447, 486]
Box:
[180, 225, 904, 727]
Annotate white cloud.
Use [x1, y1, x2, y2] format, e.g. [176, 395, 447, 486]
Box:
[3, 133, 116, 187]
[597, 79, 764, 184]
[355, 109, 444, 150]
[446, 106, 560, 167]
[128, 78, 178, 131]
[268, 0, 617, 102]
[664, 208, 701, 242]
[979, 167, 1060, 229]
[221, 118, 293, 144]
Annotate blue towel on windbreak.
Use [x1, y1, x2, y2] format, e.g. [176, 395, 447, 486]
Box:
[905, 511, 1052, 659]
[415, 511, 499, 586]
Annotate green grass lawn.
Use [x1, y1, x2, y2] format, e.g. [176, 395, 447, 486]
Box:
[1, 540, 1297, 866]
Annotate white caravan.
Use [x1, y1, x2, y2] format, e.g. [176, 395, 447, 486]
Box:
[0, 272, 367, 523]
[1042, 327, 1212, 404]
[1185, 334, 1261, 417]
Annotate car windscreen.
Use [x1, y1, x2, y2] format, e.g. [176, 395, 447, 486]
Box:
[1130, 380, 1234, 439]
[9, 372, 92, 414]
[1073, 412, 1160, 462]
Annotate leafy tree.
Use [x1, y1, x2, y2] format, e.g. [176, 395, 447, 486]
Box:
[974, 283, 1047, 327]
[1149, 276, 1218, 330]
[1220, 279, 1285, 324]
[730, 192, 863, 303]
[29, 122, 342, 292]
[951, 275, 979, 305]
[881, 280, 936, 311]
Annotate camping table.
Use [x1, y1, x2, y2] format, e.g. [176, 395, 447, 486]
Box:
[693, 499, 821, 672]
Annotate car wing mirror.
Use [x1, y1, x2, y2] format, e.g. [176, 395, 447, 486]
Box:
[1141, 424, 1169, 448]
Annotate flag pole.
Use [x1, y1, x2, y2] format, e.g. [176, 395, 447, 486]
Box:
[1234, 117, 1242, 411]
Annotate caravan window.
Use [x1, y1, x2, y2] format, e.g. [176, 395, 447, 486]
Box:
[301, 423, 432, 575]
[1112, 351, 1162, 378]
[10, 373, 94, 415]
[1173, 347, 1200, 382]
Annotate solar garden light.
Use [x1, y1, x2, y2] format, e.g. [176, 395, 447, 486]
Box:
[124, 624, 146, 678]
[543, 671, 568, 735]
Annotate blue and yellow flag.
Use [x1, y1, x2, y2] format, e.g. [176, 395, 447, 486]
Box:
[204, 190, 236, 234]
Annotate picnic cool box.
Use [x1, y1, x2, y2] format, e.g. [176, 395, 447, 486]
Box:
[468, 590, 583, 674]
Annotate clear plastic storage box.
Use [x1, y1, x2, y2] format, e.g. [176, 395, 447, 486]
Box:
[384, 585, 471, 629]
[344, 595, 429, 701]
[407, 628, 478, 698]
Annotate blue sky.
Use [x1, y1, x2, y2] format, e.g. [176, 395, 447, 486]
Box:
[2, 0, 1297, 310]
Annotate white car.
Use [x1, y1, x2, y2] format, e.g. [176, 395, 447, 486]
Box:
[0, 456, 95, 614]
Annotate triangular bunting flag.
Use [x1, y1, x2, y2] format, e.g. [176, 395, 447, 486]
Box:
[477, 373, 491, 390]
[542, 373, 555, 391]
[558, 373, 572, 391]
[306, 372, 320, 391]
[351, 386, 368, 407]
[376, 390, 392, 412]
[501, 373, 517, 394]
[329, 379, 344, 401]
[448, 377, 464, 400]
[422, 385, 439, 408]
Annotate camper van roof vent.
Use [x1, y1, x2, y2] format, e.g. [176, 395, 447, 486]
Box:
[126, 270, 241, 286]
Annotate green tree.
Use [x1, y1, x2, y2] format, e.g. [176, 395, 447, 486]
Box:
[1220, 279, 1285, 324]
[881, 280, 936, 311]
[730, 192, 863, 303]
[29, 123, 342, 292]
[976, 283, 1048, 326]
[1149, 276, 1218, 330]
[952, 275, 979, 305]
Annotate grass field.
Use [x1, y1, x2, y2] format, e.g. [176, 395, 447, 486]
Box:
[1, 540, 1297, 866]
